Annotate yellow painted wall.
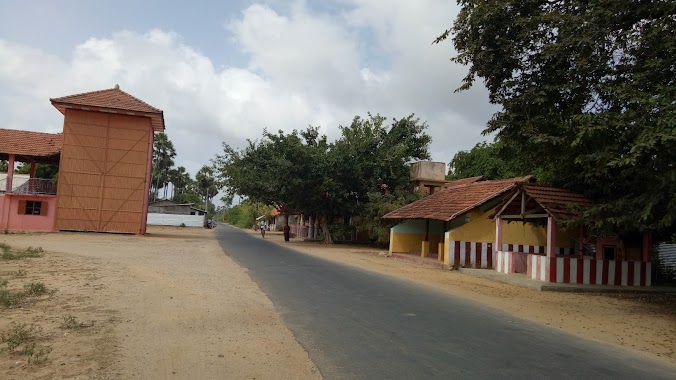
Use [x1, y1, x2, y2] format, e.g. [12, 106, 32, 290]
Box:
[447, 209, 576, 248]
[389, 210, 577, 256]
[390, 233, 442, 253]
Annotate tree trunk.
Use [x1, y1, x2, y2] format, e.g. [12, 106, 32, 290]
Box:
[322, 215, 333, 244]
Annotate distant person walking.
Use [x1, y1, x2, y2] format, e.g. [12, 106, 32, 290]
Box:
[260, 221, 266, 238]
[283, 224, 291, 242]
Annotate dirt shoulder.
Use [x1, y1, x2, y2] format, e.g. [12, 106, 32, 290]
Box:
[254, 228, 676, 364]
[0, 227, 320, 380]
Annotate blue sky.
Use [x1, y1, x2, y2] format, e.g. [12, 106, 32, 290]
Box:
[0, 0, 496, 177]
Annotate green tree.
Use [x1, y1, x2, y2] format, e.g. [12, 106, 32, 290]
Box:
[169, 166, 190, 199]
[151, 132, 176, 200]
[13, 162, 59, 179]
[358, 189, 424, 244]
[214, 114, 432, 243]
[0, 160, 7, 172]
[221, 200, 271, 228]
[195, 165, 218, 216]
[214, 127, 325, 220]
[447, 139, 530, 180]
[438, 0, 676, 238]
[173, 187, 202, 206]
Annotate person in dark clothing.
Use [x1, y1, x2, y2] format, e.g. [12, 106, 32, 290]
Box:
[283, 224, 291, 242]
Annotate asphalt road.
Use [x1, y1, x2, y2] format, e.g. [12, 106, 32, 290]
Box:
[216, 225, 675, 379]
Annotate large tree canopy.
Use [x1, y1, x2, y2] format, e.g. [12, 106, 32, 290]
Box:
[213, 114, 431, 243]
[438, 0, 676, 238]
[447, 139, 531, 180]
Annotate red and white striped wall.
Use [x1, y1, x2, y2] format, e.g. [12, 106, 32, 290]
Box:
[527, 255, 652, 286]
[500, 244, 574, 256]
[449, 242, 577, 270]
[448, 241, 495, 269]
[495, 251, 529, 274]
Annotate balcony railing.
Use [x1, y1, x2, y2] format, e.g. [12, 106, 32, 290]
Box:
[0, 178, 57, 195]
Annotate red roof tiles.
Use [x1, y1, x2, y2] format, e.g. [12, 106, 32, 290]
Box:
[495, 184, 591, 220]
[383, 177, 532, 221]
[444, 176, 484, 189]
[0, 128, 62, 160]
[50, 87, 165, 132]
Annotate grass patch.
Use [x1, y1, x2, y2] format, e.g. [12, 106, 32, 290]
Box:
[1, 246, 45, 260]
[1, 322, 51, 364]
[61, 314, 91, 330]
[0, 242, 10, 253]
[0, 280, 24, 308]
[0, 281, 53, 308]
[2, 323, 42, 351]
[24, 282, 49, 297]
[13, 269, 27, 277]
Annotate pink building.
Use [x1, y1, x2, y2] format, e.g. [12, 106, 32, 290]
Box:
[0, 129, 62, 232]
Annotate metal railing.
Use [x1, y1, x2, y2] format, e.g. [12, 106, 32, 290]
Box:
[0, 178, 57, 195]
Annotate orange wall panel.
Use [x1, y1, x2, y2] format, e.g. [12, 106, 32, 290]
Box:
[55, 109, 152, 234]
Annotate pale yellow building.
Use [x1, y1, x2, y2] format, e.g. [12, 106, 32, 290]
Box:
[383, 176, 577, 269]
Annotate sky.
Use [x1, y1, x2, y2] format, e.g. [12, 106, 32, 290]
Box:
[0, 0, 497, 178]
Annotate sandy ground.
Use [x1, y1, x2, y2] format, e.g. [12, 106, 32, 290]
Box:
[255, 229, 676, 365]
[0, 227, 320, 380]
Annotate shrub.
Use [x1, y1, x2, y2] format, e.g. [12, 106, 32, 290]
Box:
[24, 282, 49, 297]
[1, 323, 50, 364]
[1, 322, 41, 350]
[0, 285, 24, 308]
[328, 223, 356, 241]
[19, 247, 44, 258]
[13, 269, 27, 277]
[61, 315, 90, 330]
[1, 246, 45, 260]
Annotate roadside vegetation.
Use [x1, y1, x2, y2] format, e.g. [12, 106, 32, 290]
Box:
[213, 114, 431, 243]
[150, 133, 218, 218]
[1, 323, 51, 364]
[435, 1, 675, 244]
[221, 200, 272, 229]
[0, 243, 59, 366]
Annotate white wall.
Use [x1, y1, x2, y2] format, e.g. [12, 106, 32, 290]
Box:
[147, 213, 204, 227]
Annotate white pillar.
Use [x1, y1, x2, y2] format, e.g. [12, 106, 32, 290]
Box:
[547, 217, 557, 257]
[495, 217, 503, 252]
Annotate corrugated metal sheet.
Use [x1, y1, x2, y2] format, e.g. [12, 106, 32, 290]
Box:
[147, 213, 204, 227]
[657, 244, 676, 269]
[55, 109, 151, 234]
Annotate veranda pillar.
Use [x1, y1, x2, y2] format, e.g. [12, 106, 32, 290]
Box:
[6, 154, 15, 192]
[495, 217, 503, 253]
[29, 160, 36, 178]
[546, 217, 557, 258]
[642, 232, 652, 262]
[421, 219, 430, 258]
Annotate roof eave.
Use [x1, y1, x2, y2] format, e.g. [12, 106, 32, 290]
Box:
[50, 101, 165, 132]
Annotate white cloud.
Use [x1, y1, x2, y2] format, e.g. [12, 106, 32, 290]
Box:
[0, 1, 497, 179]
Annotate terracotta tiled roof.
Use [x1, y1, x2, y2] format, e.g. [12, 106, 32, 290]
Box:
[50, 86, 165, 132]
[444, 176, 484, 189]
[495, 184, 591, 220]
[383, 176, 532, 221]
[271, 208, 281, 217]
[0, 128, 62, 160]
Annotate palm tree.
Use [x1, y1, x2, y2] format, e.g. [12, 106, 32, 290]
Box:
[169, 166, 191, 200]
[151, 133, 176, 200]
